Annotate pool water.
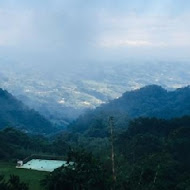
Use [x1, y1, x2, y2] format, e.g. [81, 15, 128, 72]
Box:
[17, 159, 71, 172]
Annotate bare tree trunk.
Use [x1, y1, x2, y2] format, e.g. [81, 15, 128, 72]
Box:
[109, 116, 116, 189]
[136, 167, 143, 189]
[151, 164, 160, 190]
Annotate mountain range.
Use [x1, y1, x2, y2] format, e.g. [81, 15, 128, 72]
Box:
[70, 85, 190, 135]
[1, 84, 190, 135]
[0, 60, 190, 126]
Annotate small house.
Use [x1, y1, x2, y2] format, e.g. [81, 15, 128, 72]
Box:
[17, 160, 23, 167]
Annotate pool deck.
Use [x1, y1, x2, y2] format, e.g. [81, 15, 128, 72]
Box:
[16, 159, 71, 172]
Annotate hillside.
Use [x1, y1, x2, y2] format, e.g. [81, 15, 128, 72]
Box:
[70, 85, 190, 134]
[104, 85, 190, 118]
[0, 88, 56, 134]
[0, 127, 69, 160]
[46, 116, 190, 190]
[114, 116, 190, 189]
[1, 61, 190, 125]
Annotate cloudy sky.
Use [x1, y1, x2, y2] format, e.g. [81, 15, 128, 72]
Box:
[0, 0, 190, 68]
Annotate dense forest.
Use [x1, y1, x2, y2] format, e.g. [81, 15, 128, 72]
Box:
[1, 116, 189, 190]
[0, 127, 69, 161]
[69, 85, 190, 134]
[41, 116, 190, 190]
[0, 86, 190, 189]
[0, 175, 29, 190]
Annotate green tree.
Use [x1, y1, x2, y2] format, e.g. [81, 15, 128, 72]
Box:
[42, 150, 111, 190]
[0, 175, 28, 190]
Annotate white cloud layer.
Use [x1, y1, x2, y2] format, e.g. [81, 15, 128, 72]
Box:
[0, 0, 190, 66]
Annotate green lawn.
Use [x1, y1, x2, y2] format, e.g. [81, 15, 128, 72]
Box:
[0, 162, 47, 190]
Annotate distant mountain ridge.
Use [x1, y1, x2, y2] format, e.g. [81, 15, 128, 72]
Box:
[1, 60, 190, 126]
[104, 85, 190, 118]
[70, 85, 190, 134]
[0, 88, 56, 134]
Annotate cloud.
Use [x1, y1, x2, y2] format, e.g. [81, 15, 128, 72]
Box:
[97, 10, 190, 50]
[0, 9, 34, 46]
[100, 40, 167, 48]
[0, 0, 190, 66]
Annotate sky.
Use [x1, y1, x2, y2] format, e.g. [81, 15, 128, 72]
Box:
[0, 0, 190, 69]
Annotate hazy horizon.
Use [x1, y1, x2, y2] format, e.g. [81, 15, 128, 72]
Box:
[0, 0, 190, 71]
[0, 0, 190, 119]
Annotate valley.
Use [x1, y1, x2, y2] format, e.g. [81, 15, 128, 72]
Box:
[0, 60, 190, 126]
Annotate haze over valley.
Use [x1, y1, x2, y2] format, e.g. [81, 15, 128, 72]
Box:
[0, 59, 190, 126]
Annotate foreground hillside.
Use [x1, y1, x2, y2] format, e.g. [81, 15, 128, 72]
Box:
[114, 116, 190, 189]
[0, 88, 56, 134]
[70, 85, 190, 134]
[0, 162, 46, 190]
[0, 116, 189, 190]
[0, 127, 69, 160]
[43, 116, 190, 190]
[0, 85, 190, 189]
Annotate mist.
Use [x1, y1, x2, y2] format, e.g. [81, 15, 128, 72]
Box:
[0, 0, 190, 72]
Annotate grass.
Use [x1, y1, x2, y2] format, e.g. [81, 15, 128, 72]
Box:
[0, 161, 47, 190]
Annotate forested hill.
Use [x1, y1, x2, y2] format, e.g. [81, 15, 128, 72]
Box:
[0, 88, 56, 134]
[104, 85, 190, 118]
[70, 85, 190, 134]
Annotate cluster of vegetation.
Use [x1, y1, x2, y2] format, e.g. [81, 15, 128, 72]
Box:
[70, 85, 190, 134]
[41, 150, 112, 190]
[1, 116, 190, 190]
[0, 175, 28, 190]
[0, 127, 69, 161]
[0, 162, 46, 190]
[114, 116, 190, 190]
[0, 88, 56, 134]
[42, 116, 190, 190]
[1, 86, 190, 189]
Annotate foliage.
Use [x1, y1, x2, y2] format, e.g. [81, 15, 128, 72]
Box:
[69, 85, 190, 136]
[63, 116, 190, 190]
[0, 175, 28, 190]
[0, 161, 46, 190]
[1, 85, 190, 190]
[0, 127, 70, 160]
[114, 117, 190, 190]
[42, 150, 112, 190]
